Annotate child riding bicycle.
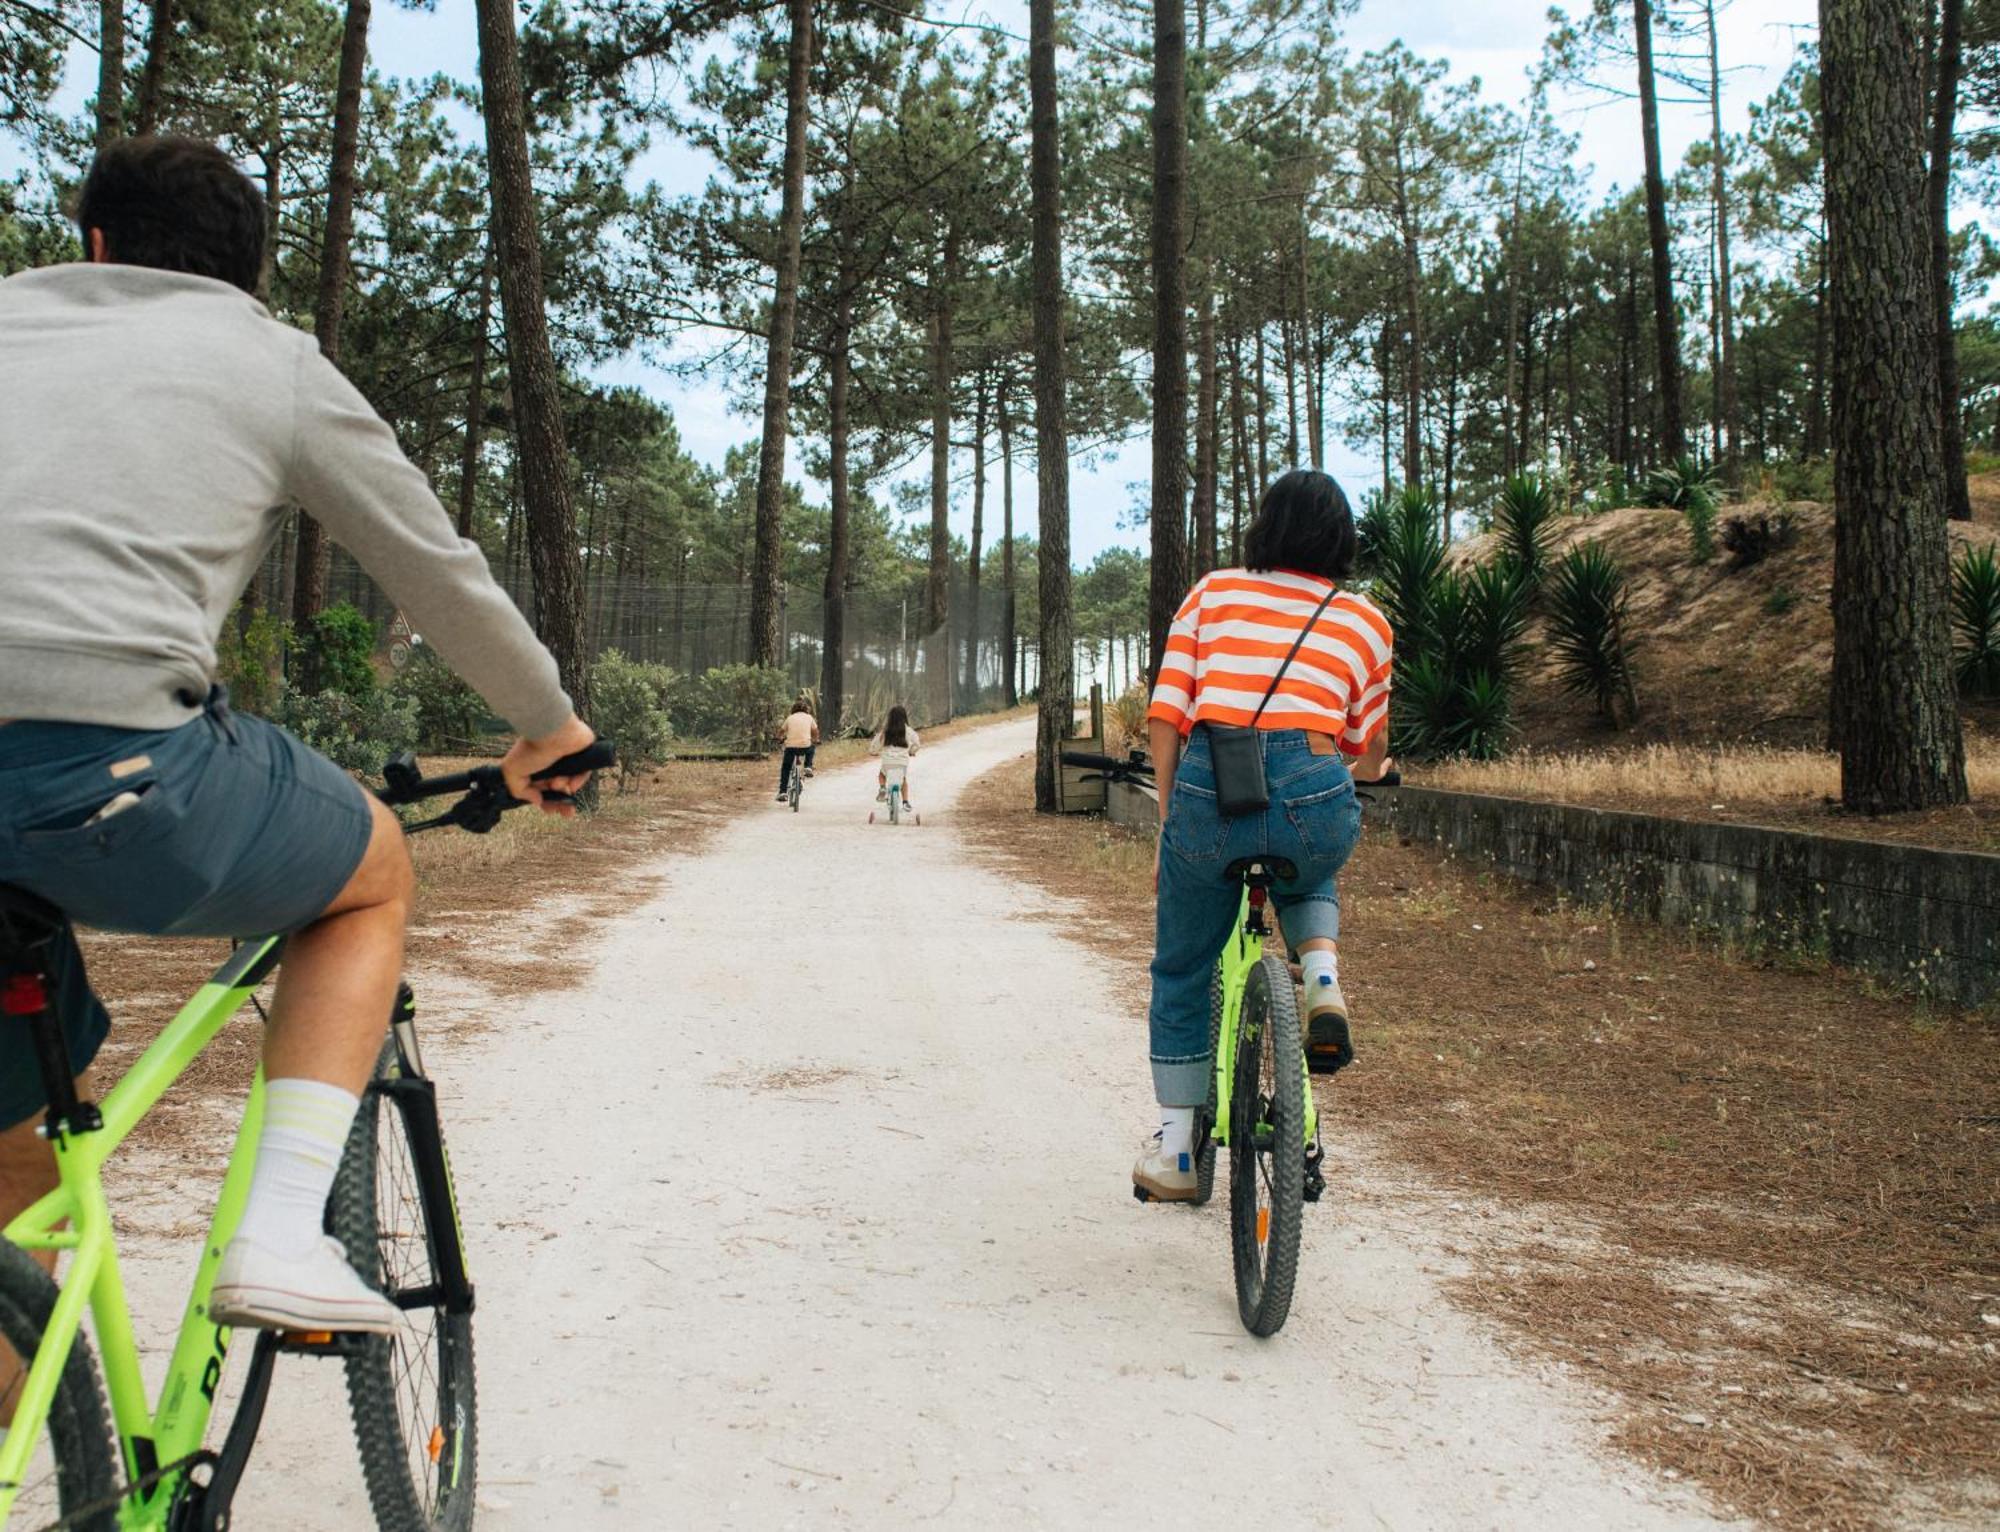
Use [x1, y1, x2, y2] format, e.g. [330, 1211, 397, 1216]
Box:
[870, 704, 920, 813]
[777, 695, 820, 801]
[1135, 469, 1392, 1203]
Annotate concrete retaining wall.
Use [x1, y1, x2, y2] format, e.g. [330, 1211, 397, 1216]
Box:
[1370, 786, 2000, 1007]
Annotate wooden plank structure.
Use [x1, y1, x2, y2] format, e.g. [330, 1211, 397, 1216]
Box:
[1056, 685, 1108, 814]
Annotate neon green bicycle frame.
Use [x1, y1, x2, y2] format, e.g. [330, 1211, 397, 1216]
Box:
[0, 935, 281, 1528]
[1207, 887, 1319, 1150]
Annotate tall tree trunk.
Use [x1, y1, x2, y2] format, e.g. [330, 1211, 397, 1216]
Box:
[255, 99, 280, 305]
[964, 374, 987, 707]
[1149, 0, 1191, 688]
[1705, 0, 1741, 482]
[1229, 327, 1251, 562]
[1281, 302, 1299, 464]
[96, 0, 124, 145]
[456, 241, 493, 539]
[1000, 382, 1017, 708]
[1635, 0, 1687, 459]
[133, 0, 172, 134]
[293, 0, 370, 627]
[1931, 0, 1972, 519]
[1030, 0, 1074, 812]
[927, 231, 958, 724]
[1808, 246, 1830, 457]
[1394, 160, 1426, 490]
[1821, 0, 1967, 810]
[475, 0, 588, 713]
[747, 0, 814, 670]
[1503, 130, 1528, 478]
[1298, 206, 1321, 468]
[1193, 284, 1218, 576]
[821, 288, 852, 726]
[1253, 324, 1268, 495]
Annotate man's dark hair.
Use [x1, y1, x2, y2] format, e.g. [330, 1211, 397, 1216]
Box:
[1243, 469, 1357, 581]
[75, 136, 266, 295]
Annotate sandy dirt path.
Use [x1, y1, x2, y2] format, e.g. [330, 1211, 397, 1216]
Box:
[146, 715, 1737, 1529]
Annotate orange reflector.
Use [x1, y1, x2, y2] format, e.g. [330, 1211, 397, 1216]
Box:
[428, 1425, 445, 1464]
[1256, 1208, 1270, 1245]
[288, 1331, 334, 1345]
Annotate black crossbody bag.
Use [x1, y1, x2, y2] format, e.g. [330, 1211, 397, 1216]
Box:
[1203, 584, 1340, 817]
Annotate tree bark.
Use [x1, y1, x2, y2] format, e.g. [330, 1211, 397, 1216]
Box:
[96, 0, 124, 146]
[1635, 0, 1687, 460]
[1298, 206, 1321, 468]
[475, 0, 588, 712]
[1030, 0, 1074, 812]
[1704, 0, 1741, 482]
[999, 381, 1017, 708]
[1394, 149, 1426, 489]
[1821, 0, 1967, 810]
[1193, 283, 1218, 575]
[1229, 326, 1250, 562]
[821, 286, 853, 725]
[1931, 0, 1972, 519]
[1149, 0, 1191, 689]
[926, 229, 957, 724]
[456, 241, 493, 539]
[293, 0, 370, 628]
[963, 373, 987, 707]
[1503, 131, 1528, 478]
[133, 0, 172, 135]
[747, 0, 814, 671]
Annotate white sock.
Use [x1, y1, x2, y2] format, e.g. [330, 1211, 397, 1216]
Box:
[1159, 1106, 1197, 1163]
[234, 1078, 360, 1260]
[1301, 949, 1340, 1002]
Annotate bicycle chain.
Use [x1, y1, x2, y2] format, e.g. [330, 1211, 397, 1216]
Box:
[26, 1448, 217, 1532]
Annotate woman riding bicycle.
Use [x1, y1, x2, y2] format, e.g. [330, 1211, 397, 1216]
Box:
[1135, 469, 1392, 1203]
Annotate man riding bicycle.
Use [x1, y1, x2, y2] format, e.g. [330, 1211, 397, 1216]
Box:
[0, 136, 594, 1336]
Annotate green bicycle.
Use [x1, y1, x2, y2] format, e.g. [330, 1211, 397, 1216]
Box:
[1065, 750, 1394, 1338]
[0, 740, 612, 1531]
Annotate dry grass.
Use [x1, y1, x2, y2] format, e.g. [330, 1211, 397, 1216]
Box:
[1424, 741, 2000, 854]
[958, 757, 2000, 1530]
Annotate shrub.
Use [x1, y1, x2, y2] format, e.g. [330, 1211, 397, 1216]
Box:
[1494, 475, 1558, 593]
[587, 649, 675, 786]
[1387, 557, 1528, 762]
[215, 606, 291, 717]
[1642, 454, 1722, 566]
[1721, 511, 1799, 568]
[389, 648, 489, 751]
[1763, 584, 1800, 618]
[1108, 683, 1150, 752]
[274, 687, 418, 777]
[1952, 543, 2000, 699]
[1546, 543, 1638, 728]
[1370, 485, 1445, 654]
[674, 663, 791, 751]
[295, 602, 379, 698]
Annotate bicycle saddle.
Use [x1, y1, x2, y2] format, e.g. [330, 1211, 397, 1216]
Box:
[0, 883, 65, 958]
[1223, 857, 1298, 885]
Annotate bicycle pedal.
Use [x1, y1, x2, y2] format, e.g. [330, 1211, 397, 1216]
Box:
[274, 1329, 373, 1358]
[1132, 1183, 1155, 1204]
[1303, 1144, 1327, 1204]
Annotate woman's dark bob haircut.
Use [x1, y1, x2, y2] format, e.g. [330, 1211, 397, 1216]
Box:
[1242, 469, 1357, 582]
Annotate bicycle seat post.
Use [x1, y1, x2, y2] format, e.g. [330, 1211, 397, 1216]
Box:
[1, 958, 100, 1143]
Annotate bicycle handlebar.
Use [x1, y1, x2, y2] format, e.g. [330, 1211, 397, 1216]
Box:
[376, 740, 619, 833]
[1061, 750, 1401, 792]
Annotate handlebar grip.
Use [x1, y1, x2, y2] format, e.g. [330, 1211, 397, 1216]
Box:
[1060, 752, 1124, 770]
[531, 740, 617, 780]
[1359, 769, 1401, 789]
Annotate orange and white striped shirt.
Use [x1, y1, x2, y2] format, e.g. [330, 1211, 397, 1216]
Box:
[1147, 568, 1393, 754]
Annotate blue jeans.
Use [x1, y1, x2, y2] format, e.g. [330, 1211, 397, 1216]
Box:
[1148, 729, 1363, 1106]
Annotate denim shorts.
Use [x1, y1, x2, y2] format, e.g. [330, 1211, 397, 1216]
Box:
[0, 692, 373, 1127]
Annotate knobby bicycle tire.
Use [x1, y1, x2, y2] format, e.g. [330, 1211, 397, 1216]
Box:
[1228, 953, 1305, 1337]
[0, 1241, 119, 1531]
[332, 1038, 478, 1532]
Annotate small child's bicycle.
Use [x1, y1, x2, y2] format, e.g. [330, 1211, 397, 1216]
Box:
[0, 740, 614, 1530]
[788, 761, 805, 813]
[868, 778, 918, 827]
[1064, 748, 1396, 1337]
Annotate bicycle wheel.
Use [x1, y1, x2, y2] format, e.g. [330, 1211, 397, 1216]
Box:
[1228, 952, 1305, 1337]
[888, 785, 901, 825]
[1190, 969, 1221, 1207]
[0, 1242, 119, 1531]
[332, 1038, 477, 1532]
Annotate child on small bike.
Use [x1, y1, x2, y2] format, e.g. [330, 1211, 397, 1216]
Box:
[777, 696, 819, 801]
[870, 704, 920, 812]
[1136, 469, 1392, 1202]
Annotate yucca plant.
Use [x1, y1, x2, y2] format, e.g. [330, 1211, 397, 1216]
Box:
[1954, 543, 2000, 699]
[1390, 653, 1461, 760]
[1642, 453, 1722, 565]
[1459, 557, 1532, 679]
[1453, 669, 1513, 760]
[1546, 543, 1638, 728]
[1494, 474, 1558, 593]
[1371, 485, 1445, 653]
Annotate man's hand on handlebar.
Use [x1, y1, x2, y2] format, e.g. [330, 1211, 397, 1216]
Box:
[501, 714, 599, 817]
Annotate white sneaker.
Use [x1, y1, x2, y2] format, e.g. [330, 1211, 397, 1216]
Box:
[1132, 1132, 1199, 1202]
[210, 1235, 401, 1335]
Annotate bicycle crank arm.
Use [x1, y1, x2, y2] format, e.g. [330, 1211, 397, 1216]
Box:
[170, 1332, 279, 1531]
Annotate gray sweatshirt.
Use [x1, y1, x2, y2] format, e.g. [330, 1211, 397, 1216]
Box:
[0, 263, 573, 737]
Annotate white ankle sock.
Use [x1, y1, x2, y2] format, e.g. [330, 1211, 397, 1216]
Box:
[235, 1078, 360, 1259]
[1159, 1106, 1197, 1161]
[1301, 949, 1340, 1002]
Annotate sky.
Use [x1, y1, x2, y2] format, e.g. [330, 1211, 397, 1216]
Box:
[8, 0, 1821, 567]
